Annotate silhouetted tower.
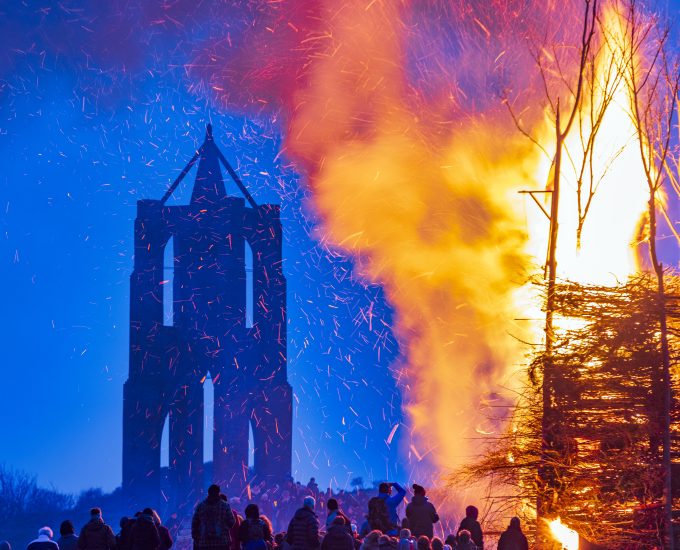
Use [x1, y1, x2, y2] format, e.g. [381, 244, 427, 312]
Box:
[122, 125, 291, 513]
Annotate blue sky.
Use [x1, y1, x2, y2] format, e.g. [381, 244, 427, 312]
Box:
[1, 0, 679, 497]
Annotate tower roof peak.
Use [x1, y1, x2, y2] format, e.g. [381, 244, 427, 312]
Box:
[160, 125, 258, 209]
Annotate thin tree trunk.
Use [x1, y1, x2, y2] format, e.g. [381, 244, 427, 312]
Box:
[648, 189, 674, 549]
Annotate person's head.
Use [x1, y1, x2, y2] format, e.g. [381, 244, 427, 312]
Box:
[142, 508, 154, 517]
[378, 535, 391, 547]
[59, 520, 75, 537]
[364, 530, 382, 547]
[430, 537, 443, 550]
[378, 483, 391, 495]
[208, 484, 221, 498]
[444, 535, 456, 548]
[457, 531, 471, 544]
[245, 504, 260, 520]
[303, 496, 315, 510]
[90, 508, 102, 520]
[416, 536, 430, 550]
[509, 517, 520, 529]
[412, 484, 425, 497]
[399, 529, 411, 540]
[38, 527, 53, 540]
[0, 540, 10, 550]
[327, 498, 338, 511]
[464, 506, 478, 520]
[332, 516, 346, 526]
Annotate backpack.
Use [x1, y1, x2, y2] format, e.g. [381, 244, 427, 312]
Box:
[243, 519, 267, 550]
[367, 497, 393, 533]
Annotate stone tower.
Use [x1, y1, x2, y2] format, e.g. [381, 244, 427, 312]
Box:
[122, 125, 292, 513]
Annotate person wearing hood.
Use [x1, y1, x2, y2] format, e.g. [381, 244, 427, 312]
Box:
[456, 507, 482, 550]
[27, 527, 59, 550]
[78, 509, 116, 550]
[405, 485, 439, 539]
[192, 485, 236, 550]
[285, 497, 320, 550]
[496, 518, 528, 550]
[129, 509, 160, 550]
[377, 483, 406, 535]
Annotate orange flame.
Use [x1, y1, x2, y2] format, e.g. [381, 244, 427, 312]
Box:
[548, 518, 580, 550]
[283, 0, 651, 486]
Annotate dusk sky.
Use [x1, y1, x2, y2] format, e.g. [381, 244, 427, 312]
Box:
[1, 0, 679, 498]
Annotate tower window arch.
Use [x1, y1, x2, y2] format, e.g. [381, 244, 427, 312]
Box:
[163, 237, 174, 326]
[245, 240, 254, 328]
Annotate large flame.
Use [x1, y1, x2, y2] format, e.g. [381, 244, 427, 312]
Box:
[526, 4, 649, 286]
[548, 518, 580, 550]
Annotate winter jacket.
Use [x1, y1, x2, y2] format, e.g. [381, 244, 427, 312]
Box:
[457, 518, 482, 550]
[156, 525, 172, 550]
[285, 507, 320, 550]
[320, 524, 354, 550]
[496, 526, 527, 550]
[130, 515, 160, 550]
[78, 519, 117, 550]
[405, 496, 439, 539]
[238, 518, 273, 550]
[192, 496, 236, 550]
[377, 484, 406, 532]
[27, 535, 59, 550]
[58, 535, 79, 550]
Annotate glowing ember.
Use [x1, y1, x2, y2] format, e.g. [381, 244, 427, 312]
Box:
[548, 518, 580, 550]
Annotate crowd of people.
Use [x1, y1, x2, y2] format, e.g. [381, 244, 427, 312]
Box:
[2, 481, 529, 550]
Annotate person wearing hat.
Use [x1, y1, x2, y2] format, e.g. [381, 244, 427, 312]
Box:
[497, 518, 528, 550]
[78, 509, 116, 550]
[405, 485, 439, 539]
[192, 484, 236, 550]
[285, 496, 320, 550]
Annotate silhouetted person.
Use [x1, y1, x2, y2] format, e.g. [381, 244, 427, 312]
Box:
[286, 496, 320, 550]
[321, 517, 354, 550]
[238, 504, 272, 550]
[397, 529, 412, 550]
[150, 510, 172, 550]
[192, 485, 236, 550]
[377, 483, 406, 535]
[58, 521, 78, 550]
[457, 507, 482, 550]
[496, 518, 527, 550]
[326, 499, 351, 532]
[366, 496, 392, 535]
[429, 539, 442, 550]
[359, 532, 380, 550]
[415, 537, 429, 550]
[116, 518, 135, 550]
[405, 485, 439, 539]
[78, 509, 116, 550]
[27, 528, 58, 550]
[129, 509, 160, 550]
[451, 531, 475, 550]
[307, 478, 319, 495]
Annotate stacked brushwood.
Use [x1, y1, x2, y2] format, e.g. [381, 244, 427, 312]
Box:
[455, 274, 680, 549]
